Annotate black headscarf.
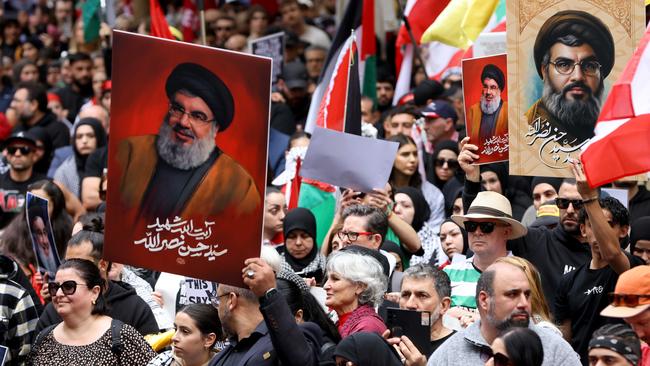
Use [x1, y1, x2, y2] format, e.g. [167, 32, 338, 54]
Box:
[480, 163, 509, 194]
[630, 217, 650, 254]
[73, 118, 107, 174]
[441, 218, 470, 256]
[278, 208, 324, 281]
[334, 332, 403, 366]
[395, 186, 430, 232]
[429, 139, 459, 189]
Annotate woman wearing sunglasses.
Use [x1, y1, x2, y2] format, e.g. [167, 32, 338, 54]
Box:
[484, 327, 544, 366]
[27, 258, 156, 365]
[426, 140, 461, 191]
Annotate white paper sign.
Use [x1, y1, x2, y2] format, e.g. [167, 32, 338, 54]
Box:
[300, 127, 399, 192]
[473, 32, 506, 58]
[602, 188, 629, 209]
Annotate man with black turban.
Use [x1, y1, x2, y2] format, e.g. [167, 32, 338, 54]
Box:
[116, 62, 260, 221]
[466, 63, 508, 145]
[525, 10, 614, 146]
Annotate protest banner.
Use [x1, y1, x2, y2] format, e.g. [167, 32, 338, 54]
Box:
[26, 193, 61, 278]
[250, 31, 284, 85]
[462, 53, 508, 164]
[106, 31, 271, 286]
[506, 0, 645, 177]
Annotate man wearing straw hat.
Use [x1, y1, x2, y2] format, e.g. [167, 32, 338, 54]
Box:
[444, 190, 528, 310]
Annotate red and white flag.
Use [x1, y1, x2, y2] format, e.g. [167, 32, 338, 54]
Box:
[581, 25, 650, 187]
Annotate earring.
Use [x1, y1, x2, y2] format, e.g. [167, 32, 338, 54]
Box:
[92, 299, 97, 305]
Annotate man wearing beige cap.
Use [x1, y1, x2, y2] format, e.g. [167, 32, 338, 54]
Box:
[601, 265, 650, 365]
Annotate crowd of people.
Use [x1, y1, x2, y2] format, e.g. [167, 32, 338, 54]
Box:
[0, 0, 650, 366]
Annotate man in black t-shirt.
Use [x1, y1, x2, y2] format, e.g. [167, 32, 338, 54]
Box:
[554, 166, 644, 365]
[0, 131, 47, 228]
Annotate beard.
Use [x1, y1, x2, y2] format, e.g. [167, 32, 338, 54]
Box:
[219, 306, 236, 339]
[486, 300, 530, 331]
[541, 75, 603, 137]
[156, 115, 216, 170]
[480, 94, 501, 114]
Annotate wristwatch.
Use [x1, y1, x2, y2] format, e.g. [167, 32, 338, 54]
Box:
[260, 288, 278, 304]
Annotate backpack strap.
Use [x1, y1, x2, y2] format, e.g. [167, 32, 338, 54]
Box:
[33, 323, 58, 351]
[111, 319, 124, 355]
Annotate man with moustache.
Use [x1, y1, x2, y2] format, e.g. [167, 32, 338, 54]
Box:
[55, 53, 95, 121]
[466, 64, 508, 145]
[116, 62, 260, 222]
[525, 10, 614, 146]
[429, 260, 581, 365]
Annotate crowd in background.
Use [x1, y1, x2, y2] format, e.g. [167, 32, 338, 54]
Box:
[1, 1, 650, 366]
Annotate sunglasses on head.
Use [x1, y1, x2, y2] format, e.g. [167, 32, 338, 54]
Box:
[608, 293, 650, 307]
[464, 221, 502, 234]
[435, 158, 459, 169]
[48, 280, 88, 296]
[555, 198, 584, 210]
[6, 146, 33, 155]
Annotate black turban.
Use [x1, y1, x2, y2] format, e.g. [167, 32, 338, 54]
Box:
[534, 10, 615, 79]
[165, 62, 235, 131]
[481, 64, 505, 90]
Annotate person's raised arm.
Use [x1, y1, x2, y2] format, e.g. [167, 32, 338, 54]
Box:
[457, 137, 481, 212]
[367, 188, 422, 254]
[571, 161, 630, 274]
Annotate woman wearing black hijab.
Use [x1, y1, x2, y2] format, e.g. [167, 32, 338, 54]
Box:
[276, 207, 326, 283]
[426, 139, 460, 190]
[480, 163, 531, 221]
[53, 118, 107, 198]
[333, 332, 403, 366]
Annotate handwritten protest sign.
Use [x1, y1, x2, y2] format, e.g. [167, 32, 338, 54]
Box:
[250, 31, 284, 85]
[106, 31, 271, 286]
[462, 54, 509, 164]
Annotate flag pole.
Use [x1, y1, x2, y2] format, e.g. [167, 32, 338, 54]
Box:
[197, 0, 207, 45]
[397, 0, 429, 79]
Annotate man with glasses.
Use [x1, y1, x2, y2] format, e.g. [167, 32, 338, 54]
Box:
[601, 265, 650, 366]
[0, 131, 47, 228]
[466, 64, 508, 147]
[554, 169, 644, 365]
[525, 10, 614, 146]
[429, 260, 580, 365]
[444, 191, 527, 310]
[116, 62, 260, 223]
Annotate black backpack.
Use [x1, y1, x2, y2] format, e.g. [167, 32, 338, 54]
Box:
[33, 319, 124, 363]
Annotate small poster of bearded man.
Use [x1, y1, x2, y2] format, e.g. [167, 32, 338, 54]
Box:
[105, 31, 271, 286]
[506, 0, 645, 177]
[462, 54, 509, 165]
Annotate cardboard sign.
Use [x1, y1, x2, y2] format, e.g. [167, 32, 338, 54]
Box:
[473, 32, 507, 57]
[300, 127, 399, 192]
[105, 31, 271, 286]
[506, 0, 645, 177]
[462, 53, 509, 164]
[26, 193, 61, 277]
[250, 32, 285, 85]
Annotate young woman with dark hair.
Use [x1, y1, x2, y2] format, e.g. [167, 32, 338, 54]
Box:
[485, 327, 543, 366]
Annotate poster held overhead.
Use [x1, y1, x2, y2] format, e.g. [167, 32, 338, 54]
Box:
[250, 31, 284, 86]
[26, 192, 61, 278]
[106, 31, 271, 287]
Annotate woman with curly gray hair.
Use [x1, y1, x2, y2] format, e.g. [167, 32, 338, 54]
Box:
[324, 250, 388, 339]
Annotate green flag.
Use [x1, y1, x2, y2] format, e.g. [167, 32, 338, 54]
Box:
[82, 0, 101, 43]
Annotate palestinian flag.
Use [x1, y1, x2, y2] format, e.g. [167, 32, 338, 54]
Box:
[305, 0, 363, 135]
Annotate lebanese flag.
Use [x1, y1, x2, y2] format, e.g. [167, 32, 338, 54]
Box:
[180, 0, 197, 43]
[305, 0, 362, 135]
[149, 0, 174, 39]
[581, 25, 650, 187]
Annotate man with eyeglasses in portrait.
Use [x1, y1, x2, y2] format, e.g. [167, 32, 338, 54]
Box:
[525, 10, 614, 146]
[0, 131, 47, 229]
[116, 62, 260, 223]
[601, 265, 650, 366]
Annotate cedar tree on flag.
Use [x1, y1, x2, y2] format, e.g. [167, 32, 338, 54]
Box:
[580, 25, 650, 187]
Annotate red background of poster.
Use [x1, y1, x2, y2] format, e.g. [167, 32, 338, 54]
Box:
[105, 31, 271, 286]
[462, 53, 508, 165]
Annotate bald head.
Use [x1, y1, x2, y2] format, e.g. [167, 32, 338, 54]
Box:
[78, 105, 109, 132]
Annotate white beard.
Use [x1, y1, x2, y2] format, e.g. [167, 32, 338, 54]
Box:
[480, 95, 501, 115]
[156, 116, 216, 170]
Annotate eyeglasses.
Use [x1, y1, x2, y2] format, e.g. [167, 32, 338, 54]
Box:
[168, 102, 215, 127]
[210, 293, 231, 307]
[555, 198, 584, 210]
[608, 293, 650, 307]
[434, 158, 459, 170]
[337, 231, 374, 242]
[6, 146, 33, 155]
[548, 58, 602, 76]
[48, 280, 88, 296]
[464, 221, 506, 234]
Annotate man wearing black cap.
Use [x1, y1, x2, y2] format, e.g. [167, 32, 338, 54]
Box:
[0, 131, 47, 228]
[466, 64, 507, 145]
[116, 62, 260, 221]
[526, 10, 614, 146]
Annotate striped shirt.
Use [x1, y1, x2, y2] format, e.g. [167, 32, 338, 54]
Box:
[444, 252, 512, 309]
[0, 278, 39, 365]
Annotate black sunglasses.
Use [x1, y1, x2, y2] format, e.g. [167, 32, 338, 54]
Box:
[555, 198, 584, 210]
[6, 146, 33, 155]
[464, 221, 500, 234]
[48, 280, 88, 296]
[435, 158, 460, 170]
